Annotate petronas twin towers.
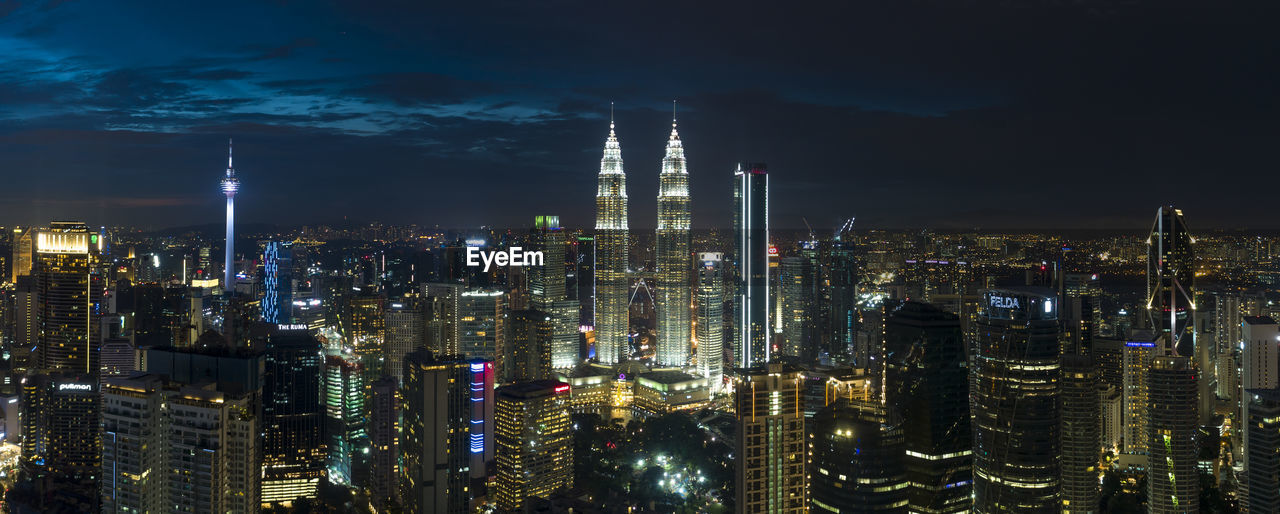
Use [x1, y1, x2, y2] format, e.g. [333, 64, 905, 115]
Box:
[594, 108, 692, 366]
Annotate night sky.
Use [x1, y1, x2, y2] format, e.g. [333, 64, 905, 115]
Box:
[1, 1, 1277, 231]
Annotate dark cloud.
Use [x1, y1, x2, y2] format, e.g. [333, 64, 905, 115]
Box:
[0, 1, 1276, 229]
[349, 72, 501, 106]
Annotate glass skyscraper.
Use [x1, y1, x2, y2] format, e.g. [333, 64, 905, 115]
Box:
[696, 252, 725, 391]
[734, 163, 769, 367]
[971, 288, 1060, 512]
[883, 301, 972, 513]
[1146, 206, 1195, 356]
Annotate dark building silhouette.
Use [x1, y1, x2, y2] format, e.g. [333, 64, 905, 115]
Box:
[260, 327, 326, 503]
[809, 398, 908, 513]
[883, 301, 972, 513]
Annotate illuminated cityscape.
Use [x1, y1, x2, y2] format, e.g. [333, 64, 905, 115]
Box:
[0, 2, 1278, 513]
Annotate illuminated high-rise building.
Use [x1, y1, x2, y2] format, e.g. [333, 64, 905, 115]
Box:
[101, 375, 260, 514]
[221, 139, 239, 293]
[21, 373, 100, 489]
[529, 216, 580, 370]
[347, 294, 386, 378]
[1060, 354, 1100, 514]
[594, 111, 629, 365]
[1239, 316, 1278, 477]
[261, 241, 293, 324]
[11, 226, 32, 282]
[970, 288, 1060, 512]
[734, 163, 770, 367]
[1146, 206, 1195, 356]
[508, 309, 552, 382]
[883, 301, 972, 513]
[494, 379, 573, 512]
[530, 215, 567, 303]
[1243, 388, 1280, 513]
[1122, 336, 1156, 455]
[1147, 356, 1199, 513]
[423, 282, 462, 355]
[459, 287, 504, 370]
[385, 299, 426, 381]
[369, 376, 400, 509]
[780, 256, 814, 359]
[734, 362, 806, 513]
[260, 328, 326, 504]
[655, 110, 692, 367]
[400, 350, 494, 513]
[696, 252, 725, 391]
[33, 221, 98, 373]
[22, 222, 102, 491]
[323, 354, 368, 488]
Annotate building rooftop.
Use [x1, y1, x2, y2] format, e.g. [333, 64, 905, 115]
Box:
[497, 379, 569, 400]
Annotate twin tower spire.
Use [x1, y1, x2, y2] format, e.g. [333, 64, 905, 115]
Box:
[593, 103, 692, 367]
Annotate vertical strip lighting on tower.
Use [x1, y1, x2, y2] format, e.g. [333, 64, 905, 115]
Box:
[220, 139, 240, 294]
[734, 163, 769, 367]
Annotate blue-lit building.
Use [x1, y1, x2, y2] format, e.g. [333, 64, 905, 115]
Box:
[400, 349, 494, 513]
[261, 241, 293, 324]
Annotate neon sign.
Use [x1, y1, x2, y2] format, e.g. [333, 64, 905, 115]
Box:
[990, 296, 1020, 309]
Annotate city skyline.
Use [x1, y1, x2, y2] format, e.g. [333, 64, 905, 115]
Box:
[2, 3, 1279, 229]
[2, 2, 1280, 513]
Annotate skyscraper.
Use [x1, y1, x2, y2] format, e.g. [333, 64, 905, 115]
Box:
[369, 376, 400, 508]
[809, 399, 908, 513]
[1147, 356, 1199, 513]
[824, 237, 859, 362]
[494, 379, 573, 512]
[780, 256, 814, 359]
[655, 110, 692, 367]
[734, 362, 806, 513]
[323, 354, 368, 488]
[1146, 206, 1195, 356]
[33, 222, 97, 373]
[261, 240, 293, 324]
[594, 112, 629, 365]
[530, 215, 567, 303]
[101, 374, 261, 514]
[423, 282, 462, 355]
[508, 309, 552, 382]
[1122, 337, 1156, 455]
[1060, 354, 1100, 514]
[882, 301, 972, 513]
[971, 288, 1060, 512]
[696, 252, 725, 391]
[1243, 388, 1280, 513]
[529, 216, 581, 370]
[385, 299, 426, 381]
[734, 163, 769, 367]
[221, 139, 239, 293]
[400, 350, 494, 513]
[1239, 316, 1278, 484]
[22, 222, 102, 492]
[347, 294, 386, 378]
[458, 287, 504, 367]
[261, 328, 326, 504]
